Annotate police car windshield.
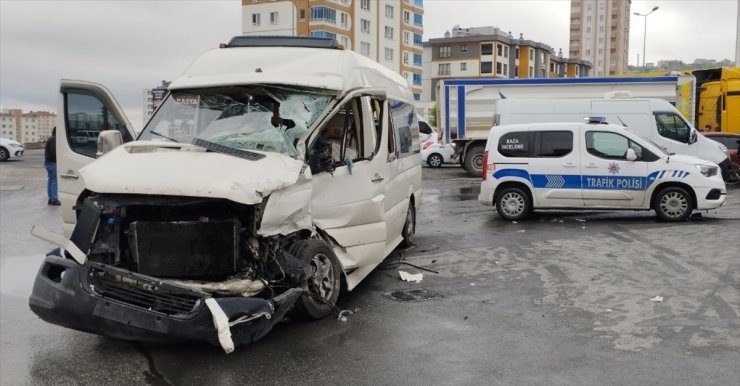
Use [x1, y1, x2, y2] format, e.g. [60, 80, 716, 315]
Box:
[138, 86, 334, 157]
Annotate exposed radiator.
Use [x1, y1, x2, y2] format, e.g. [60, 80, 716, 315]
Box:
[130, 219, 239, 279]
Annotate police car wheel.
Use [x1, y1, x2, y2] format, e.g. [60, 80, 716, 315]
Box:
[0, 148, 9, 161]
[495, 187, 530, 221]
[427, 153, 443, 168]
[655, 187, 693, 222]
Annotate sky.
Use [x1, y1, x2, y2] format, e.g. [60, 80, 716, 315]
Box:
[1, 0, 737, 131]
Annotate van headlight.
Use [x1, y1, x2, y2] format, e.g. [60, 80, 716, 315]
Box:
[696, 164, 718, 177]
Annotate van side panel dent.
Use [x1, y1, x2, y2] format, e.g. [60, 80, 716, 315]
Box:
[258, 172, 314, 237]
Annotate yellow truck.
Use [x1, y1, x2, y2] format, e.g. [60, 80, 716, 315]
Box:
[695, 67, 740, 133]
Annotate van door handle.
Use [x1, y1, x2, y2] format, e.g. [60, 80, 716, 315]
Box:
[371, 174, 384, 183]
[563, 162, 577, 168]
[584, 163, 599, 169]
[60, 171, 79, 180]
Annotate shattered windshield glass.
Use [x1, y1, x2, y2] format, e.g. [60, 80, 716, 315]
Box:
[138, 86, 335, 157]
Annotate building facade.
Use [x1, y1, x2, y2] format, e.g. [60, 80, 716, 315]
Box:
[1, 109, 56, 143]
[568, 0, 630, 76]
[143, 80, 172, 122]
[422, 26, 591, 101]
[240, 0, 424, 100]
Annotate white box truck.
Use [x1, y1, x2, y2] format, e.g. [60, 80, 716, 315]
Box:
[436, 76, 702, 177]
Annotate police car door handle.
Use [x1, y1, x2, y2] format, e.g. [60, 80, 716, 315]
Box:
[563, 162, 577, 168]
[584, 163, 599, 169]
[60, 170, 79, 180]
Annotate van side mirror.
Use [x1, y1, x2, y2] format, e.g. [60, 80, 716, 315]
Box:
[96, 130, 123, 157]
[625, 148, 637, 161]
[689, 129, 698, 144]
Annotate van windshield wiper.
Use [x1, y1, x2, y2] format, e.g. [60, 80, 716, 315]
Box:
[150, 130, 180, 143]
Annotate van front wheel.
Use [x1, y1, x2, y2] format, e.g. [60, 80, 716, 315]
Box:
[654, 187, 693, 222]
[289, 240, 341, 320]
[495, 187, 531, 221]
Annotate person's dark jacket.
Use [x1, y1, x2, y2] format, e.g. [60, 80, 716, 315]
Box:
[44, 135, 56, 165]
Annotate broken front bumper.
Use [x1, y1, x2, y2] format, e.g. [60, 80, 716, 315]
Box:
[28, 251, 301, 351]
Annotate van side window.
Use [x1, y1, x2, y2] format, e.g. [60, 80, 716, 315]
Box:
[654, 112, 690, 143]
[366, 97, 383, 158]
[310, 97, 364, 173]
[498, 132, 530, 157]
[389, 100, 419, 159]
[65, 91, 131, 157]
[586, 131, 647, 160]
[537, 131, 573, 157]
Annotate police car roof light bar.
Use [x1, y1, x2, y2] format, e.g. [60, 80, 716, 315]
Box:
[585, 116, 608, 124]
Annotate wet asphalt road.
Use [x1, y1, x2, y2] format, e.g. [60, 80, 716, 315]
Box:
[1, 150, 739, 385]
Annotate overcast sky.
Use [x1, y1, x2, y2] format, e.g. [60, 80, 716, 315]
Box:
[1, 0, 737, 130]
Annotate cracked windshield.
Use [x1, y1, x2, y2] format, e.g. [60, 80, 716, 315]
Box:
[138, 86, 334, 157]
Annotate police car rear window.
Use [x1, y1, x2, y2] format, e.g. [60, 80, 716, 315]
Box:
[538, 131, 573, 157]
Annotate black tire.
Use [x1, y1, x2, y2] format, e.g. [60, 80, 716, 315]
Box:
[400, 202, 416, 248]
[464, 146, 485, 178]
[724, 163, 740, 186]
[427, 153, 443, 168]
[654, 186, 694, 222]
[495, 187, 531, 221]
[0, 147, 9, 161]
[289, 240, 341, 320]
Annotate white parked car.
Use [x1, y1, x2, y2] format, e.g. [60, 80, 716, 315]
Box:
[29, 36, 422, 352]
[479, 121, 726, 222]
[422, 142, 456, 168]
[0, 137, 24, 161]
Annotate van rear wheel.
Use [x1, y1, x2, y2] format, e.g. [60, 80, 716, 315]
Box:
[654, 187, 693, 222]
[495, 187, 531, 221]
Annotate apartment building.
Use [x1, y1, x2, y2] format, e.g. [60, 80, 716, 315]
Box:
[422, 26, 591, 101]
[1, 109, 56, 143]
[240, 0, 424, 100]
[143, 80, 171, 122]
[568, 0, 630, 76]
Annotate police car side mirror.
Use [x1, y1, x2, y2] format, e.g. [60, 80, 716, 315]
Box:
[689, 129, 698, 144]
[625, 148, 638, 161]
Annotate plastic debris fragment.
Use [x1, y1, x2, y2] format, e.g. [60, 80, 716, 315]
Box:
[399, 271, 423, 283]
[650, 295, 664, 302]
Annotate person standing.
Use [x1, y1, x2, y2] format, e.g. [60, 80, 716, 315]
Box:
[45, 128, 60, 206]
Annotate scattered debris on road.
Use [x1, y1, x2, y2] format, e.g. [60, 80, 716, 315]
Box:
[399, 271, 423, 283]
[650, 295, 664, 302]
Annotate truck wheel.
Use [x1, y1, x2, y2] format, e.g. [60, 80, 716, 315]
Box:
[289, 240, 341, 320]
[654, 186, 693, 222]
[495, 187, 531, 221]
[464, 146, 485, 178]
[427, 153, 443, 168]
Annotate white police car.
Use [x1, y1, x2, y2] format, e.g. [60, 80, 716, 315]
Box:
[478, 120, 727, 222]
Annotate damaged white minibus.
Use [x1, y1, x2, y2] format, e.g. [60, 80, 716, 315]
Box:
[29, 36, 422, 352]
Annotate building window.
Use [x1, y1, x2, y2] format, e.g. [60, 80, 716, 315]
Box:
[403, 51, 409, 64]
[481, 62, 492, 74]
[413, 33, 422, 47]
[360, 41, 371, 56]
[586, 15, 591, 22]
[497, 44, 503, 56]
[413, 93, 420, 101]
[503, 46, 509, 58]
[413, 73, 422, 86]
[404, 31, 411, 44]
[340, 13, 348, 27]
[299, 9, 306, 21]
[529, 66, 534, 77]
[586, 27, 591, 33]
[439, 46, 451, 58]
[252, 13, 260, 26]
[529, 49, 534, 61]
[361, 0, 370, 11]
[270, 11, 278, 25]
[460, 63, 467, 71]
[403, 10, 410, 23]
[496, 62, 503, 75]
[311, 30, 336, 39]
[311, 6, 337, 24]
[481, 43, 493, 55]
[361, 19, 370, 33]
[385, 26, 394, 39]
[413, 53, 422, 66]
[438, 63, 450, 75]
[460, 44, 467, 53]
[384, 47, 394, 61]
[413, 13, 422, 27]
[341, 36, 349, 49]
[385, 4, 394, 18]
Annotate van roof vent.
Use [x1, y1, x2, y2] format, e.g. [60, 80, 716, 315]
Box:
[604, 90, 633, 99]
[225, 36, 340, 50]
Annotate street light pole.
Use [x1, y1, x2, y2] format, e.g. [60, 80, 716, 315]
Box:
[634, 6, 659, 69]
